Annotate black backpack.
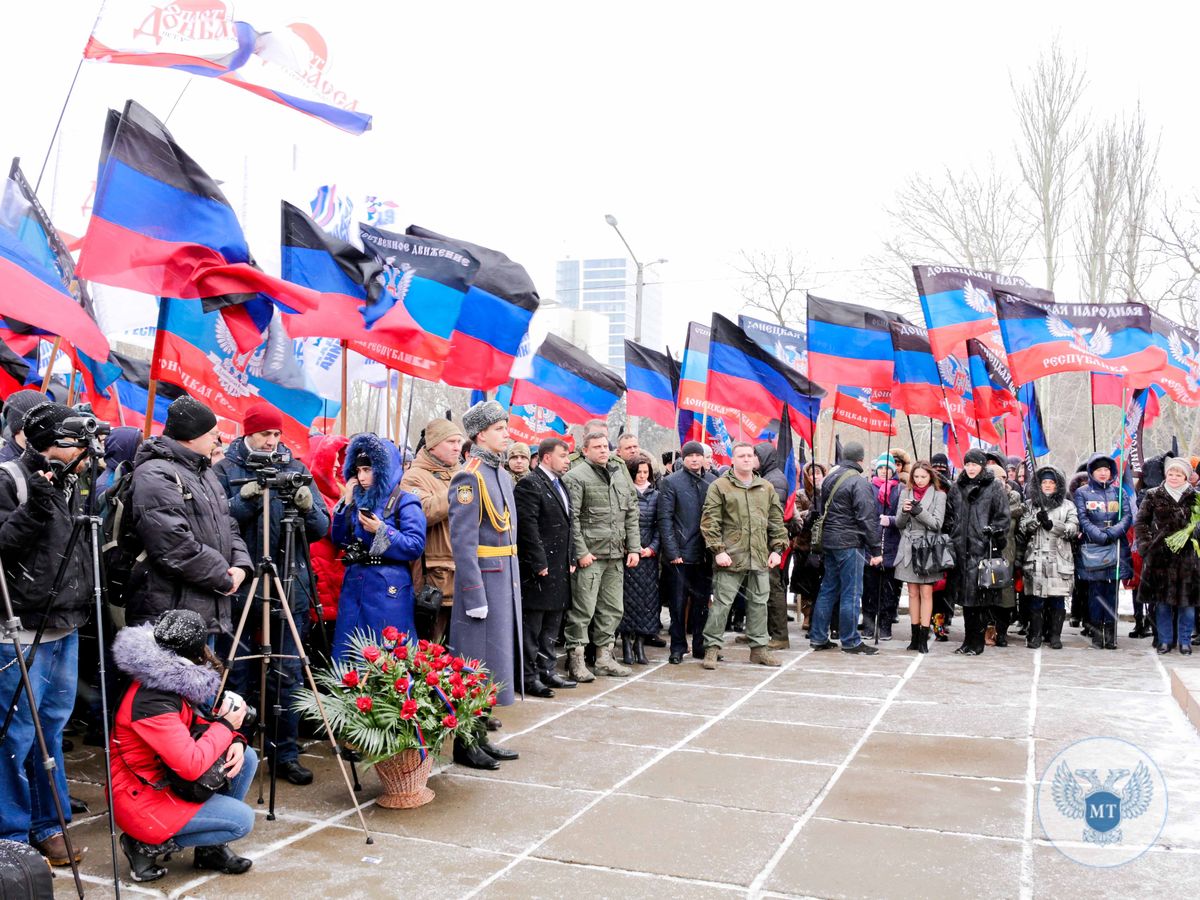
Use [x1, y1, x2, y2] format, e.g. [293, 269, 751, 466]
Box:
[100, 464, 187, 607]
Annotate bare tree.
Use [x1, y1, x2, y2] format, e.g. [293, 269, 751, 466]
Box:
[1147, 199, 1200, 326]
[1012, 41, 1088, 291]
[868, 162, 1034, 312]
[1115, 102, 1160, 302]
[1074, 120, 1122, 303]
[734, 250, 809, 327]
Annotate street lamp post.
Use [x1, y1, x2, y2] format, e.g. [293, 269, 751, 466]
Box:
[604, 214, 665, 345]
[605, 215, 666, 436]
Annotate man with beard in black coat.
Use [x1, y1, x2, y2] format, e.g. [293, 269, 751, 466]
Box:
[515, 437, 578, 697]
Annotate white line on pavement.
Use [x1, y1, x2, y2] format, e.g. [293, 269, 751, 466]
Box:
[1018, 648, 1042, 900]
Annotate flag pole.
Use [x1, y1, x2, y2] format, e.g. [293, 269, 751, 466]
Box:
[39, 337, 62, 393]
[66, 369, 78, 406]
[403, 375, 416, 446]
[339, 340, 349, 435]
[1089, 376, 1099, 451]
[400, 369, 410, 448]
[143, 299, 170, 439]
[905, 413, 918, 459]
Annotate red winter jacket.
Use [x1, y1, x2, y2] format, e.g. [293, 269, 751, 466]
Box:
[109, 625, 245, 844]
[302, 434, 348, 624]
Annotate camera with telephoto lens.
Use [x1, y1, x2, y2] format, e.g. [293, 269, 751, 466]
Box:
[242, 448, 313, 497]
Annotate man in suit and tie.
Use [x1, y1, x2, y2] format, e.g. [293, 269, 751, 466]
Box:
[514, 437, 578, 697]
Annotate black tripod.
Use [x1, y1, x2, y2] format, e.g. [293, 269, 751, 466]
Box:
[0, 440, 122, 897]
[217, 481, 372, 842]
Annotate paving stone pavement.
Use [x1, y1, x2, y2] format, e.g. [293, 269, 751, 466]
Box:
[54, 614, 1200, 899]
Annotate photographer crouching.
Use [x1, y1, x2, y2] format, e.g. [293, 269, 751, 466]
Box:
[214, 403, 329, 787]
[0, 402, 92, 866]
[110, 610, 257, 882]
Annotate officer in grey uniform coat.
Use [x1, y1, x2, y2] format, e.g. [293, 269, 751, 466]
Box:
[449, 401, 524, 708]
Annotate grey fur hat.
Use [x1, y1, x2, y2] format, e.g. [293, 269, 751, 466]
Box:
[462, 400, 507, 438]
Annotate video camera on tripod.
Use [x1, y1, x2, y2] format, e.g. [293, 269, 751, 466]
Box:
[236, 448, 313, 499]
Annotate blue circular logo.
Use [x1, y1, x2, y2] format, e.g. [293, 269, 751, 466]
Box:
[1037, 737, 1168, 867]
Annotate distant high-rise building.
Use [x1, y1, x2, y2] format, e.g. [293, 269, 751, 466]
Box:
[555, 257, 663, 368]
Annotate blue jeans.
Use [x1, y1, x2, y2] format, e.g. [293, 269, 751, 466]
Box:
[811, 548, 865, 648]
[1088, 580, 1118, 626]
[173, 747, 258, 848]
[1156, 605, 1196, 649]
[0, 632, 78, 843]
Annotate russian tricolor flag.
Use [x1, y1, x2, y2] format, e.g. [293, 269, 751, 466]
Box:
[706, 314, 825, 444]
[806, 295, 903, 391]
[511, 334, 625, 425]
[624, 340, 678, 430]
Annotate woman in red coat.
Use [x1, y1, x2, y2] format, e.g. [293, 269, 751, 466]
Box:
[302, 434, 349, 645]
[110, 610, 257, 883]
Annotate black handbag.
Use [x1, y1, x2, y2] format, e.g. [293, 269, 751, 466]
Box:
[911, 533, 954, 577]
[976, 535, 1012, 590]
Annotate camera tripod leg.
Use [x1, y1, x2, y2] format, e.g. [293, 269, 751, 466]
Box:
[214, 573, 263, 704]
[267, 571, 373, 843]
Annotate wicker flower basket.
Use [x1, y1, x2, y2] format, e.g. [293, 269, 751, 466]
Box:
[373, 749, 435, 809]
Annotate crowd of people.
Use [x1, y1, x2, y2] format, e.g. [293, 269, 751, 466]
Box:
[0, 387, 1194, 883]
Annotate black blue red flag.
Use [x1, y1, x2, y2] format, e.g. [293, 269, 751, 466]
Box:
[624, 340, 677, 430]
[965, 335, 1019, 418]
[77, 101, 321, 353]
[996, 292, 1166, 386]
[706, 314, 825, 444]
[806, 295, 904, 391]
[511, 334, 625, 425]
[913, 265, 1032, 361]
[888, 320, 946, 421]
[1149, 311, 1200, 406]
[406, 225, 538, 390]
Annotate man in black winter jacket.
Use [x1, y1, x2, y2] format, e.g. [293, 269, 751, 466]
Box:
[809, 442, 882, 654]
[127, 397, 252, 635]
[0, 403, 93, 865]
[214, 403, 328, 786]
[657, 441, 716, 663]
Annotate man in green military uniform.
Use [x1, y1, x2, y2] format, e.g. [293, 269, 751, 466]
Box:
[563, 430, 641, 681]
[700, 441, 789, 669]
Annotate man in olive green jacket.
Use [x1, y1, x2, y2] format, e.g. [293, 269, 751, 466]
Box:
[564, 431, 641, 680]
[700, 442, 789, 669]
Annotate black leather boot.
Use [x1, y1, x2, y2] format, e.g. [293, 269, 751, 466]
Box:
[906, 624, 920, 651]
[1027, 610, 1044, 649]
[1048, 608, 1065, 649]
[621, 635, 634, 666]
[193, 843, 252, 875]
[121, 834, 180, 883]
[454, 736, 500, 770]
[1103, 621, 1118, 650]
[633, 636, 649, 665]
[919, 625, 930, 653]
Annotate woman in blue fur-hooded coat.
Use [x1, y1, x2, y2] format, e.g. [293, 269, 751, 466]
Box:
[330, 434, 426, 660]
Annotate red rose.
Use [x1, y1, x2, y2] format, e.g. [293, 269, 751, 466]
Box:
[449, 673, 463, 687]
[442, 714, 458, 728]
[393, 646, 409, 661]
[487, 696, 497, 706]
[451, 685, 466, 699]
[381, 660, 391, 674]
[471, 687, 481, 698]
[451, 657, 465, 672]
[356, 696, 373, 712]
[382, 626, 400, 643]
[474, 708, 486, 716]
[429, 643, 445, 656]
[394, 677, 409, 693]
[362, 645, 381, 663]
[430, 656, 447, 671]
[341, 670, 360, 688]
[418, 639, 430, 651]
[425, 672, 439, 686]
[400, 699, 418, 719]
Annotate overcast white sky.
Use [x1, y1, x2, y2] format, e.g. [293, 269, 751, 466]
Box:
[8, 1, 1200, 351]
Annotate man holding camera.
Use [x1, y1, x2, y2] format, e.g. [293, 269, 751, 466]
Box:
[214, 403, 328, 787]
[0, 402, 93, 866]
